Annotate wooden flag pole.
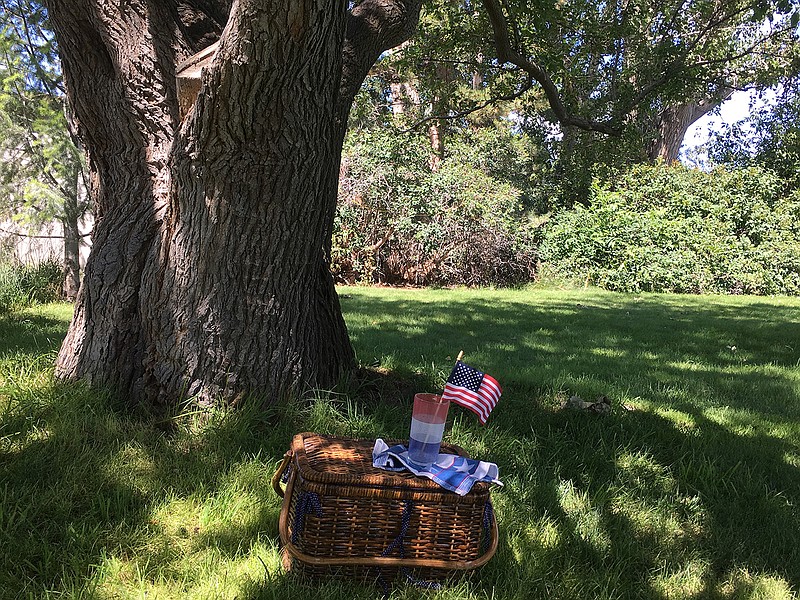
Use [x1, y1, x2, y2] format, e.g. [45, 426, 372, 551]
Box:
[443, 351, 464, 398]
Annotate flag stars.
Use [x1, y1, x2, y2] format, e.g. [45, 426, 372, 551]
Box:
[451, 363, 484, 392]
[443, 360, 501, 425]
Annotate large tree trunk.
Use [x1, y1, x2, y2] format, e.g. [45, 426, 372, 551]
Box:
[647, 95, 731, 163]
[60, 144, 83, 301]
[139, 3, 353, 403]
[45, 0, 421, 406]
[61, 205, 80, 301]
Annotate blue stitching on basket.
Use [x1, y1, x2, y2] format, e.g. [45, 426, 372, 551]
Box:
[405, 571, 442, 590]
[380, 500, 413, 558]
[291, 491, 322, 544]
[482, 500, 495, 553]
[376, 501, 413, 597]
[377, 501, 442, 594]
[280, 462, 292, 484]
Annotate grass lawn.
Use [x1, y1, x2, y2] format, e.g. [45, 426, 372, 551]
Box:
[1, 287, 799, 599]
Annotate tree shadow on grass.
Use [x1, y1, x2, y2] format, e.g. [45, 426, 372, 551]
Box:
[233, 291, 800, 599]
[342, 292, 800, 414]
[0, 312, 68, 358]
[339, 291, 800, 596]
[1, 357, 413, 597]
[0, 379, 298, 597]
[344, 366, 436, 406]
[454, 394, 796, 599]
[3, 292, 799, 598]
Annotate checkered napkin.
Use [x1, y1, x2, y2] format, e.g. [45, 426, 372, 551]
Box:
[372, 438, 503, 496]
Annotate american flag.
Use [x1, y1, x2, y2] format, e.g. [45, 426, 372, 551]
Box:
[441, 361, 501, 425]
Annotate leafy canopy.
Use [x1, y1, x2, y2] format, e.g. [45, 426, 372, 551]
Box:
[0, 0, 85, 228]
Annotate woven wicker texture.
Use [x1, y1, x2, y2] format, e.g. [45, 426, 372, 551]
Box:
[275, 433, 497, 582]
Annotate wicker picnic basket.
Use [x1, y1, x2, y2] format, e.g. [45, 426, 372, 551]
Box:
[272, 432, 498, 584]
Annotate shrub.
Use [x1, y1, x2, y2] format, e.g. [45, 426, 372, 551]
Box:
[19, 257, 63, 304]
[0, 262, 26, 314]
[0, 258, 63, 314]
[334, 127, 538, 287]
[539, 163, 800, 295]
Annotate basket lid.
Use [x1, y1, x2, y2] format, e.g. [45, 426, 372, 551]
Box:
[290, 432, 490, 496]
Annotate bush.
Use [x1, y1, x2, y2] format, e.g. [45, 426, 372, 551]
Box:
[539, 163, 800, 295]
[0, 258, 63, 314]
[334, 127, 538, 287]
[0, 262, 26, 314]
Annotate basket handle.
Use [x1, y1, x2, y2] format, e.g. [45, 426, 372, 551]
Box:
[279, 505, 499, 571]
[271, 451, 293, 498]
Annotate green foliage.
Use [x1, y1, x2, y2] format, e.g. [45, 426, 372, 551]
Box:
[0, 257, 62, 313]
[399, 0, 800, 157]
[0, 0, 87, 228]
[345, 0, 800, 288]
[527, 125, 648, 211]
[0, 262, 26, 313]
[539, 163, 800, 295]
[2, 290, 800, 598]
[334, 124, 539, 286]
[706, 88, 800, 189]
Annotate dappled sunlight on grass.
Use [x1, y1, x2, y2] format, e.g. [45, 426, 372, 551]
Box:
[102, 443, 160, 496]
[341, 286, 800, 597]
[612, 452, 708, 557]
[91, 479, 287, 599]
[719, 569, 797, 600]
[615, 452, 680, 497]
[0, 303, 72, 359]
[652, 407, 701, 435]
[556, 480, 612, 556]
[649, 559, 711, 599]
[2, 292, 800, 598]
[648, 562, 797, 600]
[785, 451, 800, 469]
[92, 544, 286, 599]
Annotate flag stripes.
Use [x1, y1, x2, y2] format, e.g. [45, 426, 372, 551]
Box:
[441, 361, 501, 425]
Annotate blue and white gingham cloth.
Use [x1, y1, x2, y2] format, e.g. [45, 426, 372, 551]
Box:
[372, 438, 503, 496]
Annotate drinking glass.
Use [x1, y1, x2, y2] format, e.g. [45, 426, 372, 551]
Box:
[408, 393, 450, 466]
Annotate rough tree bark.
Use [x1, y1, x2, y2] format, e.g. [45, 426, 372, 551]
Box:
[45, 0, 422, 405]
[61, 182, 81, 301]
[647, 97, 730, 163]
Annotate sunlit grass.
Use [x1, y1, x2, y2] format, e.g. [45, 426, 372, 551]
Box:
[1, 288, 799, 599]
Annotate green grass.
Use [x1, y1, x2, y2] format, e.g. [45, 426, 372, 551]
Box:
[0, 259, 64, 315]
[1, 287, 799, 599]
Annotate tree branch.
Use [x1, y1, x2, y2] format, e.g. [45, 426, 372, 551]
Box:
[481, 0, 620, 136]
[337, 0, 423, 126]
[400, 75, 533, 133]
[623, 13, 796, 115]
[0, 226, 92, 239]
